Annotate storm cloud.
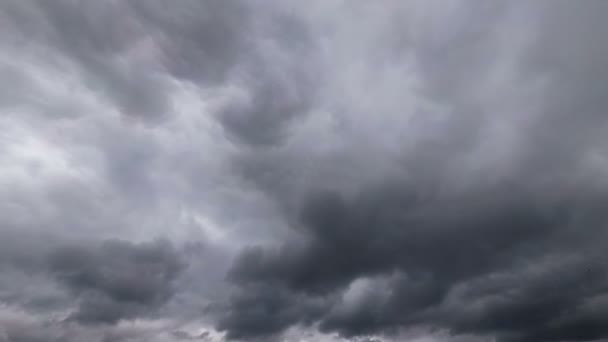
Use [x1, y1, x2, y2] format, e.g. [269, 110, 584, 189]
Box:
[48, 239, 184, 324]
[2, 0, 608, 341]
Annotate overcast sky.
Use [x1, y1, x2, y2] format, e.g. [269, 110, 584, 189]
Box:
[2, 1, 608, 341]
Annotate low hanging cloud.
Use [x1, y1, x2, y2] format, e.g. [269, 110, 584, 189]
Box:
[48, 239, 184, 324]
[2, 1, 608, 342]
[218, 1, 608, 341]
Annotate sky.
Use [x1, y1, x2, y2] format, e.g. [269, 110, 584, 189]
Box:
[2, 1, 608, 341]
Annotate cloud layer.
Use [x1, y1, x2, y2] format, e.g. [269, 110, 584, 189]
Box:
[2, 1, 608, 341]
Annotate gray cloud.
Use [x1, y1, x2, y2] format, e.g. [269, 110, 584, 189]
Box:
[0, 306, 212, 342]
[218, 57, 317, 147]
[48, 239, 184, 324]
[218, 1, 608, 341]
[0, 0, 255, 122]
[3, 1, 608, 342]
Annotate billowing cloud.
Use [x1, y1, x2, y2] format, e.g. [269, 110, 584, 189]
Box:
[219, 1, 608, 341]
[2, 1, 608, 341]
[48, 239, 184, 324]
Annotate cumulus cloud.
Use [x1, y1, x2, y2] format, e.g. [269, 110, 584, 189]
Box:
[2, 0, 608, 341]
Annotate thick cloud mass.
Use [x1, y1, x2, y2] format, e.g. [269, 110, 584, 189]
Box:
[49, 239, 184, 324]
[2, 1, 608, 341]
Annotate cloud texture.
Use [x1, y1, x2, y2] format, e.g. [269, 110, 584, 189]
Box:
[2, 1, 608, 341]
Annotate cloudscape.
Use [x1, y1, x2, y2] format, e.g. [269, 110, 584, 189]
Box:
[2, 1, 608, 341]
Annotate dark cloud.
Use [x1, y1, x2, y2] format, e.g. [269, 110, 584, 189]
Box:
[218, 58, 317, 147]
[3, 1, 608, 342]
[48, 239, 184, 324]
[1, 0, 315, 132]
[0, 311, 191, 342]
[219, 1, 608, 341]
[0, 238, 191, 342]
[215, 8, 320, 147]
[171, 330, 212, 341]
[223, 178, 608, 340]
[0, 0, 256, 122]
[19, 0, 171, 121]
[126, 0, 253, 85]
[217, 283, 331, 340]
